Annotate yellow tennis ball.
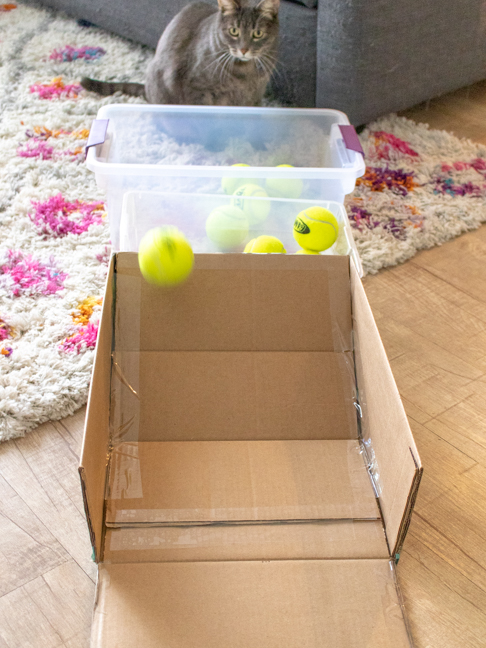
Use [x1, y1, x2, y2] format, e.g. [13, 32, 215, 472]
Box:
[293, 207, 339, 252]
[244, 235, 286, 254]
[138, 226, 194, 286]
[294, 248, 319, 255]
[231, 184, 271, 225]
[222, 164, 259, 195]
[206, 205, 249, 249]
[265, 165, 303, 199]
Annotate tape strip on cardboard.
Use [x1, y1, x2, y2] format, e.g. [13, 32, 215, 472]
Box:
[102, 520, 389, 562]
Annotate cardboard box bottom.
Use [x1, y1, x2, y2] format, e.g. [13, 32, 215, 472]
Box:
[92, 559, 412, 648]
[105, 440, 380, 526]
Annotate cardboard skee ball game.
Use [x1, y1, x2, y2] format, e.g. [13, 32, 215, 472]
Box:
[80, 251, 422, 648]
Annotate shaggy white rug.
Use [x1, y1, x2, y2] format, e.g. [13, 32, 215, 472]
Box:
[0, 1, 149, 441]
[1, 1, 486, 441]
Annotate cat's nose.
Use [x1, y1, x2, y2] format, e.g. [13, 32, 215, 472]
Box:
[240, 48, 248, 55]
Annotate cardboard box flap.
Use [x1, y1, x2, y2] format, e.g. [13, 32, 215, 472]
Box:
[105, 440, 380, 526]
[78, 255, 115, 561]
[350, 262, 422, 556]
[103, 520, 389, 563]
[114, 252, 353, 352]
[91, 560, 413, 648]
[110, 351, 358, 443]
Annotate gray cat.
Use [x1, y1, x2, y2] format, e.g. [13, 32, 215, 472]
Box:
[81, 0, 279, 106]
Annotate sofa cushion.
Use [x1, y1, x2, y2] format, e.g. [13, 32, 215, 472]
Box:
[316, 0, 486, 124]
[287, 0, 317, 8]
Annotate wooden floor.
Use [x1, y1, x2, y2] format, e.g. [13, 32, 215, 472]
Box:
[400, 78, 486, 146]
[1, 81, 486, 647]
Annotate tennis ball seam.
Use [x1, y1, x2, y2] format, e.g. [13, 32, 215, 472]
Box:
[139, 227, 194, 286]
[300, 212, 339, 235]
[155, 239, 176, 258]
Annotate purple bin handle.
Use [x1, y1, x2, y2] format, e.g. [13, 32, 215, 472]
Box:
[338, 125, 364, 156]
[85, 119, 109, 156]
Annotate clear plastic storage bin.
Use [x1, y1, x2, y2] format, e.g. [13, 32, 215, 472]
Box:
[86, 105, 365, 249]
[119, 191, 363, 277]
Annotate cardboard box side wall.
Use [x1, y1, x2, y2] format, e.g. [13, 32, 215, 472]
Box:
[109, 351, 358, 443]
[114, 253, 353, 352]
[79, 255, 116, 561]
[350, 262, 422, 556]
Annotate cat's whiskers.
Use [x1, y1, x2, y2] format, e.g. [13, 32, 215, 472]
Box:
[201, 49, 230, 75]
[256, 61, 269, 78]
[219, 52, 235, 83]
[264, 50, 282, 74]
[205, 50, 236, 84]
[207, 49, 231, 82]
[255, 53, 275, 78]
[214, 53, 232, 79]
[261, 51, 278, 65]
[261, 52, 286, 82]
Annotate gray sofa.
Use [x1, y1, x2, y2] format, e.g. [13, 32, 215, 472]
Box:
[33, 0, 486, 125]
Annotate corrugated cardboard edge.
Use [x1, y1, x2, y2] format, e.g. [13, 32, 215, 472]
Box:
[391, 557, 416, 645]
[78, 253, 116, 562]
[393, 449, 423, 559]
[78, 467, 96, 555]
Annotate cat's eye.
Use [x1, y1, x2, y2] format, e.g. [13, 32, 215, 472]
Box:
[252, 29, 264, 39]
[229, 27, 240, 37]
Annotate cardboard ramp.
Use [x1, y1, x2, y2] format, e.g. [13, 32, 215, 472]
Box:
[92, 560, 412, 648]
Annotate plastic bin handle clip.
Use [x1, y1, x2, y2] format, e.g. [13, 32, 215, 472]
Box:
[85, 119, 109, 156]
[338, 125, 364, 156]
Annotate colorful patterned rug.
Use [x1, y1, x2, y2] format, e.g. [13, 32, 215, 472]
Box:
[348, 119, 486, 274]
[1, 2, 486, 441]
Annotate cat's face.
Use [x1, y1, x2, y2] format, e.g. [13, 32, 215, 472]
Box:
[217, 0, 279, 65]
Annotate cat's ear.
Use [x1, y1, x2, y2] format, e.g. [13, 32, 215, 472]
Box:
[217, 0, 240, 15]
[257, 0, 280, 18]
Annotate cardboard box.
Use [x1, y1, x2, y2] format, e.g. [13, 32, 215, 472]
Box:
[80, 253, 422, 648]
